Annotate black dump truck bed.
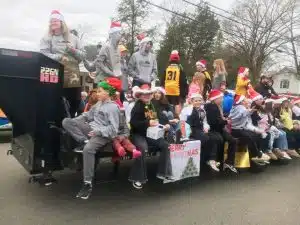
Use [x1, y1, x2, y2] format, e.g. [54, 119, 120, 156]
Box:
[0, 48, 65, 174]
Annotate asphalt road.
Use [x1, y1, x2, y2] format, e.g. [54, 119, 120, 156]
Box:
[0, 142, 300, 225]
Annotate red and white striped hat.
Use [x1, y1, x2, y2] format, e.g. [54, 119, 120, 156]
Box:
[292, 98, 300, 105]
[208, 89, 224, 102]
[50, 10, 64, 22]
[109, 21, 122, 34]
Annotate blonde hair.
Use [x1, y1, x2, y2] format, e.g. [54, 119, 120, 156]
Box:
[214, 59, 227, 75]
[48, 21, 70, 41]
[191, 73, 203, 86]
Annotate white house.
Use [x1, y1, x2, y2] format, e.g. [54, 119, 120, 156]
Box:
[270, 67, 300, 95]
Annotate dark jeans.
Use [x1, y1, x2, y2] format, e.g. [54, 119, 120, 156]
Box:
[282, 128, 300, 149]
[231, 129, 262, 158]
[208, 130, 237, 165]
[129, 134, 172, 183]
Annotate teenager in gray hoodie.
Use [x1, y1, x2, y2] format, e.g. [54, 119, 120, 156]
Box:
[92, 22, 123, 85]
[128, 37, 158, 87]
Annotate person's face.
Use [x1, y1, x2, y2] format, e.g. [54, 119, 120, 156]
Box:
[262, 78, 268, 84]
[154, 91, 162, 100]
[219, 84, 226, 92]
[255, 98, 264, 106]
[120, 50, 128, 57]
[50, 19, 61, 31]
[90, 92, 98, 102]
[196, 64, 204, 72]
[214, 96, 223, 106]
[282, 101, 289, 108]
[97, 87, 110, 101]
[192, 98, 202, 108]
[81, 95, 87, 101]
[140, 93, 152, 103]
[145, 42, 153, 52]
[241, 99, 249, 108]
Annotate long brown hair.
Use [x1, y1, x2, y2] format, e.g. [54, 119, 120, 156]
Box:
[213, 59, 227, 75]
[48, 21, 70, 41]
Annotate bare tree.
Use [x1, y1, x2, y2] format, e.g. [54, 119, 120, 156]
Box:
[276, 0, 300, 77]
[223, 0, 295, 81]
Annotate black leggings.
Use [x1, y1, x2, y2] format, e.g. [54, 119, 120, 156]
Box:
[231, 129, 262, 158]
[283, 128, 300, 149]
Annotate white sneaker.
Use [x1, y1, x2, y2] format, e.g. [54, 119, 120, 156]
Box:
[282, 151, 292, 160]
[84, 140, 89, 144]
[132, 181, 143, 189]
[207, 160, 220, 172]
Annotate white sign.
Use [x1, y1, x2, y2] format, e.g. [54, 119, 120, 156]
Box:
[164, 140, 201, 183]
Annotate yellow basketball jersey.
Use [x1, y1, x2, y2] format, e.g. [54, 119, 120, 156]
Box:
[165, 65, 180, 96]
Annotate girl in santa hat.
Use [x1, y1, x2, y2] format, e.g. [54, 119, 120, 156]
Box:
[152, 87, 178, 143]
[195, 60, 212, 100]
[40, 10, 86, 117]
[204, 89, 238, 173]
[229, 95, 271, 163]
[129, 84, 173, 189]
[186, 94, 223, 172]
[235, 67, 252, 97]
[161, 50, 188, 115]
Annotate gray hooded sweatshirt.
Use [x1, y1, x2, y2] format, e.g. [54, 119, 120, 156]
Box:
[93, 32, 122, 83]
[128, 42, 157, 84]
[40, 33, 86, 62]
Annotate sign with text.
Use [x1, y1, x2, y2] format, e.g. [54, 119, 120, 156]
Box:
[164, 140, 201, 183]
[40, 67, 59, 84]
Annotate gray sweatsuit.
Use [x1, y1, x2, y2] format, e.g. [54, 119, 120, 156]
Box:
[62, 100, 120, 182]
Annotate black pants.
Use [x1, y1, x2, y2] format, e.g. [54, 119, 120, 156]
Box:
[208, 130, 237, 165]
[63, 88, 81, 118]
[231, 129, 262, 158]
[282, 128, 300, 149]
[129, 134, 172, 183]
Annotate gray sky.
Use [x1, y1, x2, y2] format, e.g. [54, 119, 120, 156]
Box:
[0, 0, 235, 51]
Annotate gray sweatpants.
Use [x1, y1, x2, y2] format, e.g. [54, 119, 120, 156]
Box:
[62, 118, 111, 183]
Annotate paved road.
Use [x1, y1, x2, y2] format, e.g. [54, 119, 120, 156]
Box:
[0, 142, 300, 225]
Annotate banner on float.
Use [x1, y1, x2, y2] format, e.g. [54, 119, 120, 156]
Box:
[164, 140, 201, 184]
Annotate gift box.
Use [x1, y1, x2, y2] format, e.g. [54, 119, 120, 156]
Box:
[146, 125, 165, 140]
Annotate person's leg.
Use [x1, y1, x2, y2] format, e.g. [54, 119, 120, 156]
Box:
[62, 117, 91, 143]
[206, 132, 223, 171]
[77, 136, 110, 199]
[129, 134, 148, 189]
[273, 130, 291, 159]
[222, 130, 237, 167]
[122, 137, 141, 158]
[231, 129, 262, 159]
[113, 138, 126, 157]
[153, 138, 173, 179]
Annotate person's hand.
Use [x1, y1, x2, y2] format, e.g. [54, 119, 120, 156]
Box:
[88, 131, 96, 137]
[164, 124, 170, 131]
[203, 128, 209, 133]
[149, 120, 159, 127]
[61, 56, 69, 63]
[170, 119, 179, 124]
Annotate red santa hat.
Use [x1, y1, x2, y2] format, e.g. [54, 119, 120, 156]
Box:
[238, 67, 249, 77]
[169, 50, 180, 62]
[208, 89, 224, 102]
[196, 60, 207, 68]
[248, 88, 263, 102]
[109, 21, 122, 34]
[292, 98, 300, 105]
[50, 10, 64, 22]
[234, 95, 245, 105]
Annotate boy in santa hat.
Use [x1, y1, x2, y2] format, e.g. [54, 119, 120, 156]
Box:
[161, 50, 188, 115]
[235, 67, 252, 97]
[229, 95, 271, 163]
[204, 89, 238, 173]
[195, 59, 212, 100]
[128, 36, 157, 87]
[62, 77, 121, 199]
[93, 22, 123, 86]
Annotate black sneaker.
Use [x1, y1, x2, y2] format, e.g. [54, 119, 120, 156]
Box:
[223, 163, 238, 174]
[76, 183, 92, 200]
